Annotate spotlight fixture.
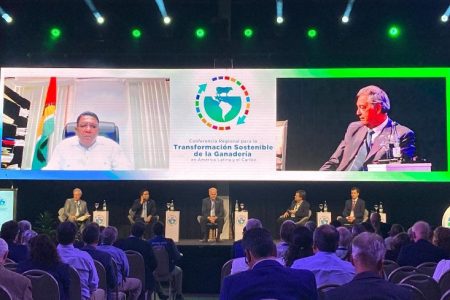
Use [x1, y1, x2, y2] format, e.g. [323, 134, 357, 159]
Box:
[155, 0, 171, 25]
[388, 25, 400, 38]
[341, 0, 356, 24]
[50, 27, 62, 40]
[441, 5, 450, 23]
[0, 6, 12, 24]
[131, 28, 142, 39]
[307, 28, 317, 39]
[84, 0, 105, 25]
[276, 0, 283, 25]
[243, 27, 254, 38]
[195, 27, 206, 39]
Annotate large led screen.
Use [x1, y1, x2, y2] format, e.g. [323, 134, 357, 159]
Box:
[0, 68, 448, 181]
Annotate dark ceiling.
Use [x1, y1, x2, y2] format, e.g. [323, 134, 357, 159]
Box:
[0, 0, 449, 68]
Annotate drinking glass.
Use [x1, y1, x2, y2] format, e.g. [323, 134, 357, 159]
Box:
[166, 203, 171, 211]
[94, 202, 99, 211]
[240, 203, 245, 211]
[319, 203, 324, 212]
[374, 204, 379, 212]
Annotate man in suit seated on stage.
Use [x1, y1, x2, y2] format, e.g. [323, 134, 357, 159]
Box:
[397, 220, 447, 266]
[0, 238, 32, 299]
[278, 189, 310, 224]
[324, 232, 411, 300]
[320, 85, 415, 171]
[338, 187, 366, 225]
[129, 189, 158, 239]
[220, 228, 317, 300]
[64, 187, 90, 232]
[199, 187, 225, 242]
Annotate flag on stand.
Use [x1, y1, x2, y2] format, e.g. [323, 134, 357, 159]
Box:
[32, 77, 57, 169]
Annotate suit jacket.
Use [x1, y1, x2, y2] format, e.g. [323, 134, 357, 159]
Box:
[285, 200, 310, 220]
[0, 265, 33, 300]
[397, 239, 448, 267]
[130, 199, 157, 222]
[320, 119, 415, 171]
[201, 197, 225, 219]
[64, 198, 89, 219]
[82, 245, 117, 290]
[324, 271, 411, 300]
[342, 198, 366, 223]
[114, 236, 157, 291]
[220, 259, 317, 300]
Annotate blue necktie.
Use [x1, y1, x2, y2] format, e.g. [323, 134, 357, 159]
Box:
[349, 130, 374, 171]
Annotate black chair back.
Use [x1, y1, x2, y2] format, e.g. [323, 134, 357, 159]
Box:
[399, 273, 440, 300]
[125, 250, 145, 296]
[0, 284, 12, 300]
[93, 260, 107, 292]
[439, 270, 450, 296]
[221, 259, 233, 285]
[68, 265, 82, 300]
[397, 283, 426, 300]
[22, 269, 60, 300]
[388, 266, 417, 283]
[417, 261, 438, 277]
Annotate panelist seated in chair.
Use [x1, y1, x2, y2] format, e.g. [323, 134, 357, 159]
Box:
[277, 190, 310, 224]
[199, 187, 225, 242]
[129, 189, 159, 239]
[43, 111, 132, 170]
[338, 187, 366, 225]
[64, 188, 90, 232]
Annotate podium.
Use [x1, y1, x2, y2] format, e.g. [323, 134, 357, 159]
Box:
[165, 211, 180, 242]
[317, 212, 332, 225]
[234, 211, 248, 241]
[380, 212, 387, 223]
[367, 163, 432, 172]
[93, 210, 109, 227]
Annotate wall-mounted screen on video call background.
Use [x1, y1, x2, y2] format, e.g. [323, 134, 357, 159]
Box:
[0, 68, 448, 182]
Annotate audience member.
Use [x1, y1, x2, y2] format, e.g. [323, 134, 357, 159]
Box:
[385, 224, 404, 250]
[432, 226, 450, 256]
[283, 226, 313, 267]
[56, 221, 104, 300]
[16, 220, 32, 245]
[360, 221, 375, 233]
[370, 212, 389, 238]
[0, 220, 29, 263]
[276, 220, 296, 258]
[0, 237, 32, 299]
[81, 223, 117, 296]
[384, 232, 411, 262]
[397, 221, 447, 266]
[231, 218, 262, 258]
[336, 226, 352, 261]
[17, 234, 70, 300]
[351, 223, 367, 237]
[304, 220, 317, 233]
[149, 221, 184, 300]
[324, 232, 411, 300]
[98, 226, 141, 300]
[220, 228, 317, 300]
[22, 230, 38, 249]
[291, 225, 355, 287]
[114, 221, 157, 297]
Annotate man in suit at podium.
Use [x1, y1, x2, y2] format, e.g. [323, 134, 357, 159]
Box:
[199, 187, 225, 242]
[129, 189, 158, 239]
[64, 188, 90, 232]
[320, 85, 415, 171]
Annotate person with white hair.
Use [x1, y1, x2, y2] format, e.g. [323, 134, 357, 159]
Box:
[0, 238, 33, 299]
[231, 218, 263, 258]
[324, 232, 411, 300]
[320, 85, 415, 171]
[397, 220, 447, 266]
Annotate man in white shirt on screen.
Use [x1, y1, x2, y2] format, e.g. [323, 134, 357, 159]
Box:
[44, 111, 132, 170]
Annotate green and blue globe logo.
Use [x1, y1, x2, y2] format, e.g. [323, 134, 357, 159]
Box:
[195, 76, 251, 130]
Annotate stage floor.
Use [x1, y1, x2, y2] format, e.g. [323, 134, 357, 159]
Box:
[177, 239, 234, 246]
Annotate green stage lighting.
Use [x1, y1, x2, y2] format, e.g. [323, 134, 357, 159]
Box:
[243, 27, 254, 38]
[50, 27, 61, 40]
[195, 27, 206, 39]
[307, 28, 317, 39]
[388, 25, 400, 38]
[131, 28, 142, 39]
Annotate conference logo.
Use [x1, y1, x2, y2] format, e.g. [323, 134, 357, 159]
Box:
[237, 216, 246, 225]
[195, 76, 251, 130]
[0, 198, 5, 208]
[94, 215, 105, 226]
[168, 215, 177, 225]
